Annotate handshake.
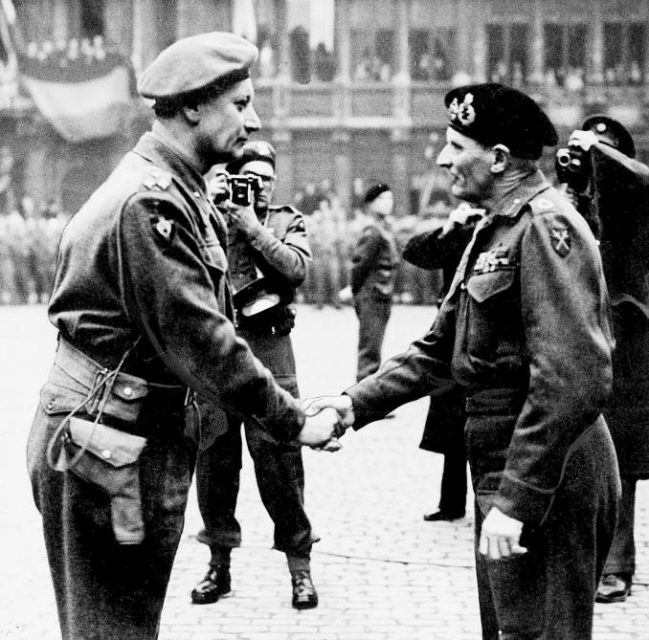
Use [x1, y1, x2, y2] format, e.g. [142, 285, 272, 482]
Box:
[296, 395, 355, 452]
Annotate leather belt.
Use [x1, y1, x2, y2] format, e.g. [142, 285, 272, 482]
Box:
[465, 387, 526, 416]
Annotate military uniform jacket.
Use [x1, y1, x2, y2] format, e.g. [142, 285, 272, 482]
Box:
[48, 128, 303, 442]
[226, 203, 311, 302]
[350, 220, 400, 299]
[347, 171, 613, 524]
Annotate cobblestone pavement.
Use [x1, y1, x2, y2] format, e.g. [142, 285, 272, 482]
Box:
[1, 304, 648, 640]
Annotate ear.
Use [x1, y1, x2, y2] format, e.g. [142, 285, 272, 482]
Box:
[181, 103, 201, 126]
[490, 144, 511, 174]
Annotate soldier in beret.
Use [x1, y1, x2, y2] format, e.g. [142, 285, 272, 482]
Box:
[563, 115, 649, 604]
[306, 84, 619, 640]
[350, 183, 400, 381]
[191, 141, 319, 609]
[26, 32, 340, 640]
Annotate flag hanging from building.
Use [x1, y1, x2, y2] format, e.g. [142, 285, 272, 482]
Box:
[19, 51, 136, 143]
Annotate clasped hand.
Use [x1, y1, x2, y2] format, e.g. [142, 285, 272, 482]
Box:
[297, 395, 355, 452]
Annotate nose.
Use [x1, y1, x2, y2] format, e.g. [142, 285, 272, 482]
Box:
[245, 104, 261, 133]
[436, 143, 452, 168]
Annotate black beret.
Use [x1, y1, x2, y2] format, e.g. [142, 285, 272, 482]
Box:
[364, 183, 391, 204]
[581, 114, 636, 159]
[444, 83, 558, 159]
[225, 140, 276, 174]
[138, 32, 257, 100]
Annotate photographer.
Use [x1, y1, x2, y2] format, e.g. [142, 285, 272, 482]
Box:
[561, 115, 649, 604]
[192, 141, 320, 610]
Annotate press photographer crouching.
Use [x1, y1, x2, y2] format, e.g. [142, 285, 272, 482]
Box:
[560, 115, 649, 604]
[193, 141, 320, 609]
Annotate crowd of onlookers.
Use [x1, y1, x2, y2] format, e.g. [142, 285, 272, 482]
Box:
[0, 183, 448, 308]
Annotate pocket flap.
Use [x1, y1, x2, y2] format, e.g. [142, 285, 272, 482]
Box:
[466, 269, 515, 303]
[69, 417, 147, 467]
[41, 382, 88, 415]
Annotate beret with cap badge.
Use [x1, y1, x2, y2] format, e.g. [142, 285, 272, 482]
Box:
[444, 83, 558, 160]
[137, 31, 258, 100]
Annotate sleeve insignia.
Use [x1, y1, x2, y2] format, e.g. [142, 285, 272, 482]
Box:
[151, 215, 175, 244]
[550, 225, 571, 257]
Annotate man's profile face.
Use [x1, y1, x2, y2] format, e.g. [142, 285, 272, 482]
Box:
[436, 127, 495, 204]
[195, 78, 261, 166]
[241, 159, 276, 211]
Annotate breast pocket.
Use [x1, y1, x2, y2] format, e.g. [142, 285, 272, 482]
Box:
[465, 268, 519, 360]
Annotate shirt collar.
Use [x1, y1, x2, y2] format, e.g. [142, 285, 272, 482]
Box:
[488, 170, 551, 221]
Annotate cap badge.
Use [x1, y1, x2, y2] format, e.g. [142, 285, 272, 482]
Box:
[596, 123, 607, 133]
[448, 93, 476, 126]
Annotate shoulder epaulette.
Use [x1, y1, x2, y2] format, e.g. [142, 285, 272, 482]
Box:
[142, 169, 172, 192]
[528, 194, 558, 216]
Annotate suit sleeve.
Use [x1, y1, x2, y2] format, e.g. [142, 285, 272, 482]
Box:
[491, 205, 614, 524]
[117, 192, 304, 442]
[350, 226, 381, 294]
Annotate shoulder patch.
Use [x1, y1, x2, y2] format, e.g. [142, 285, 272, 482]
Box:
[142, 169, 172, 191]
[550, 224, 571, 257]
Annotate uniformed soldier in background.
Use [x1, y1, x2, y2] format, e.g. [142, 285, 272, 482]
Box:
[350, 184, 400, 381]
[306, 84, 619, 640]
[562, 115, 649, 605]
[26, 32, 339, 640]
[192, 141, 319, 609]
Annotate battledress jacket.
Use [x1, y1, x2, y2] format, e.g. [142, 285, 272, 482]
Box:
[346, 171, 614, 525]
[350, 219, 400, 300]
[587, 142, 649, 476]
[48, 129, 303, 441]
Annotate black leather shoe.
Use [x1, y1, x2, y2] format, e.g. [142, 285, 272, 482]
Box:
[291, 570, 318, 609]
[191, 566, 232, 604]
[423, 510, 465, 522]
[596, 574, 632, 603]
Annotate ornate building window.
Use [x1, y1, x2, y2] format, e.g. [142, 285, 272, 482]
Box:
[543, 22, 587, 91]
[604, 21, 646, 85]
[409, 29, 454, 82]
[486, 22, 529, 86]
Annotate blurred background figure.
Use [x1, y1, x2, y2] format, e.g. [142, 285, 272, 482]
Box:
[350, 183, 400, 381]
